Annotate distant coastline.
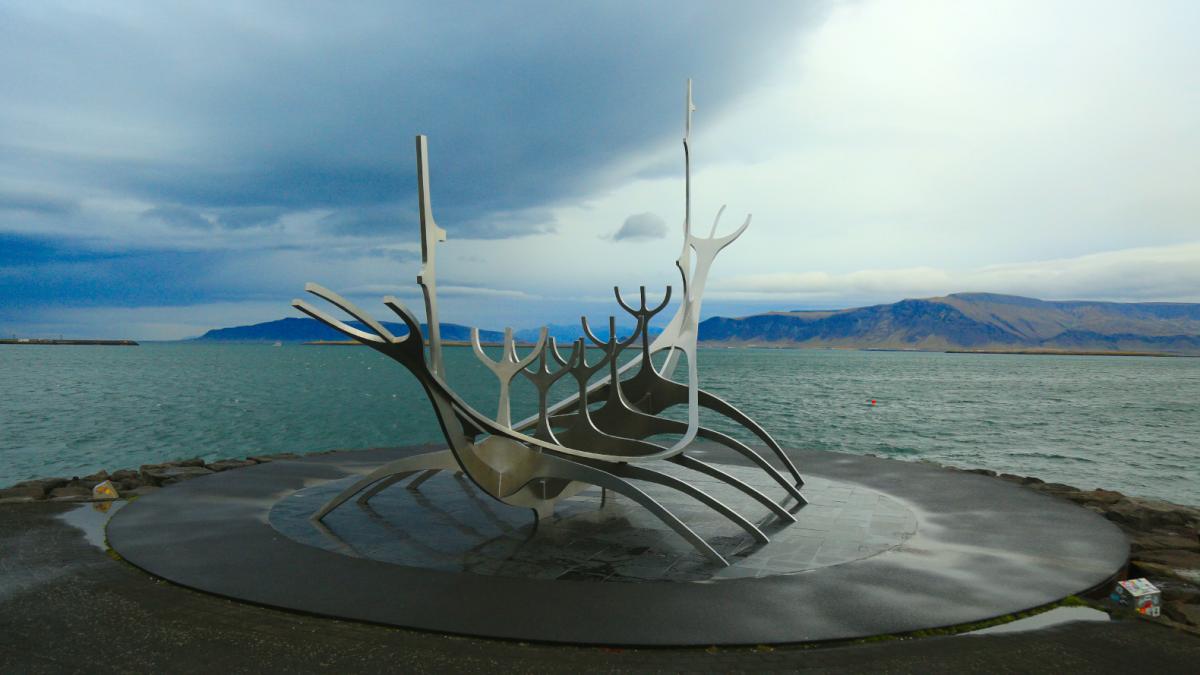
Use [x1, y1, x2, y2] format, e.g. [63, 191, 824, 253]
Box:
[184, 292, 1200, 356]
[944, 348, 1187, 358]
[302, 339, 1189, 357]
[304, 340, 542, 348]
[0, 339, 138, 346]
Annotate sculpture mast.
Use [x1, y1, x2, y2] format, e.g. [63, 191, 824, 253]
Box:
[659, 79, 696, 377]
[684, 78, 694, 244]
[415, 135, 448, 377]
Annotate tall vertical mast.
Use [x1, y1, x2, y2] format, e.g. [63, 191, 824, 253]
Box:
[684, 78, 695, 237]
[415, 135, 447, 377]
[661, 79, 697, 377]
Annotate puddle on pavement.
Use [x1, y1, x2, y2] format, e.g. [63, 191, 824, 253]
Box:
[56, 501, 127, 550]
[965, 606, 1109, 635]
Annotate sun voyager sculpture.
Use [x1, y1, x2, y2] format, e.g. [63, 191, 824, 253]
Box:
[294, 82, 805, 565]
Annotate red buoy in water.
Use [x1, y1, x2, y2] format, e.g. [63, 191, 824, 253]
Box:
[870, 399, 877, 406]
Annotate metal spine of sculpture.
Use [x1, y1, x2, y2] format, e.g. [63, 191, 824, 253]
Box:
[294, 82, 804, 566]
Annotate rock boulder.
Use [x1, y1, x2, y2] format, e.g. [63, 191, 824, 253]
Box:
[0, 486, 46, 502]
[140, 465, 214, 486]
[48, 485, 93, 501]
[12, 477, 68, 493]
[1105, 498, 1198, 531]
[247, 453, 300, 463]
[1131, 549, 1200, 571]
[1131, 532, 1200, 554]
[1164, 602, 1200, 627]
[208, 459, 258, 472]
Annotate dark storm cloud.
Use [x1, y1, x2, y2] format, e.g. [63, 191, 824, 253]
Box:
[143, 203, 285, 231]
[0, 233, 220, 311]
[0, 1, 832, 336]
[0, 1, 829, 238]
[367, 248, 421, 264]
[318, 204, 416, 237]
[0, 189, 78, 216]
[215, 206, 287, 230]
[142, 205, 213, 230]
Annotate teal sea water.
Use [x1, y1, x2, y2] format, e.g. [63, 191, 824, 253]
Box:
[1, 344, 1197, 505]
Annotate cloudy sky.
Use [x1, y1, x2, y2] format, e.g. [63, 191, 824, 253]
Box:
[2, 1, 1198, 339]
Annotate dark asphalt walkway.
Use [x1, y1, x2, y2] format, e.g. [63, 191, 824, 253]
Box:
[3, 501, 1199, 673]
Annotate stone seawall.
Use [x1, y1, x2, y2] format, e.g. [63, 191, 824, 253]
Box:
[0, 452, 311, 502]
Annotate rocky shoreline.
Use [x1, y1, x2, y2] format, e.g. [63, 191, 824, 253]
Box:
[952, 466, 1200, 632]
[2, 450, 1198, 633]
[0, 452, 307, 502]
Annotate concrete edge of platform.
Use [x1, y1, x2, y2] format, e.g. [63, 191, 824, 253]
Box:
[107, 446, 1130, 646]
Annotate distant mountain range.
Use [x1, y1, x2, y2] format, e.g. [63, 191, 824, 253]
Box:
[191, 317, 504, 344]
[191, 317, 656, 345]
[514, 324, 662, 344]
[191, 294, 1200, 354]
[697, 293, 1200, 355]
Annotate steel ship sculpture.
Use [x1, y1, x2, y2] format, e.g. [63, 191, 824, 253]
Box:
[294, 82, 804, 565]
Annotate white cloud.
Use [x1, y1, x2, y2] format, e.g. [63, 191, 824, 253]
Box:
[517, 0, 1200, 315]
[611, 212, 668, 241]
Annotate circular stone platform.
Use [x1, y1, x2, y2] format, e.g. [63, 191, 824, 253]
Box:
[107, 445, 1128, 645]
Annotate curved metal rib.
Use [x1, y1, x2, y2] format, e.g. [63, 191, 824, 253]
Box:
[312, 450, 459, 521]
[358, 472, 413, 504]
[471, 326, 547, 428]
[619, 365, 805, 487]
[574, 391, 806, 507]
[695, 427, 807, 504]
[591, 460, 769, 544]
[614, 285, 672, 320]
[521, 336, 579, 443]
[699, 390, 803, 486]
[302, 282, 398, 342]
[357, 466, 451, 504]
[552, 338, 667, 458]
[668, 454, 798, 521]
[530, 453, 729, 566]
[453, 473, 522, 535]
[293, 298, 386, 345]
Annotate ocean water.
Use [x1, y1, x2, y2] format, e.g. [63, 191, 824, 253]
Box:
[1, 343, 1197, 506]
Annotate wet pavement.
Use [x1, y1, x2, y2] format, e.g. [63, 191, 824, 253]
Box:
[107, 446, 1130, 645]
[3, 499, 1199, 673]
[271, 465, 916, 582]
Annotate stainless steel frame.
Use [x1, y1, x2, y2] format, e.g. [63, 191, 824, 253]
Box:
[295, 81, 804, 566]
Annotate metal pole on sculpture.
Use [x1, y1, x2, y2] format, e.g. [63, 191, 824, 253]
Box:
[415, 135, 448, 377]
[660, 78, 696, 380]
